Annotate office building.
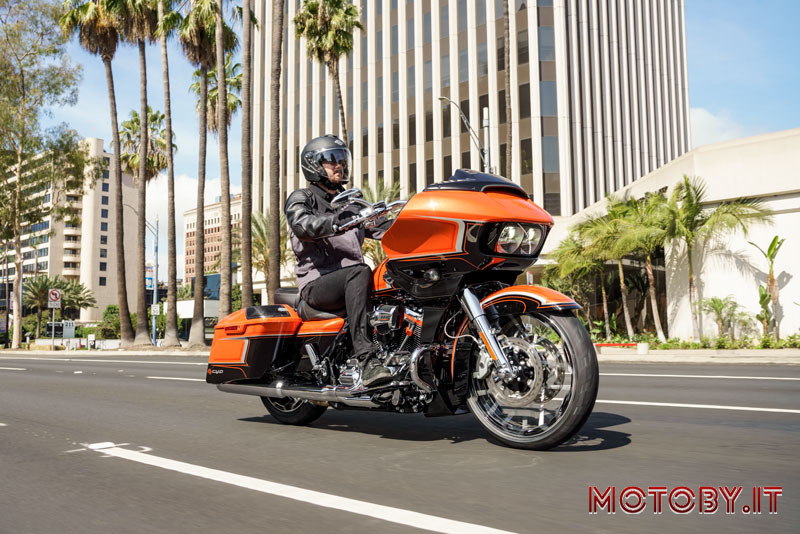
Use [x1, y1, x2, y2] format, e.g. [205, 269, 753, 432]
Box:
[183, 194, 244, 284]
[251, 0, 689, 219]
[0, 137, 138, 324]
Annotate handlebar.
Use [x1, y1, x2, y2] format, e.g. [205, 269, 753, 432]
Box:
[335, 199, 407, 233]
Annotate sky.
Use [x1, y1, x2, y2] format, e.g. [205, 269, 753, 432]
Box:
[45, 0, 800, 282]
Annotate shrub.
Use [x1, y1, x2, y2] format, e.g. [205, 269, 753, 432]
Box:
[784, 333, 800, 349]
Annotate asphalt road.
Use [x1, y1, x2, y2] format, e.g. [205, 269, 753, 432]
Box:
[0, 354, 797, 534]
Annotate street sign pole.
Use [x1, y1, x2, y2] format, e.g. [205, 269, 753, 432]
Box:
[51, 307, 55, 351]
[152, 216, 159, 346]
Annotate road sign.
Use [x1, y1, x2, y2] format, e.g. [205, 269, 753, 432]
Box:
[151, 303, 161, 316]
[48, 288, 62, 309]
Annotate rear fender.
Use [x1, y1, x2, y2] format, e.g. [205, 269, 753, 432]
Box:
[449, 285, 580, 381]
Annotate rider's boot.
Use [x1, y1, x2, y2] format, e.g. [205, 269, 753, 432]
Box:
[360, 354, 392, 387]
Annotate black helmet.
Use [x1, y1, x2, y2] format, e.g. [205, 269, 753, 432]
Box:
[300, 134, 352, 185]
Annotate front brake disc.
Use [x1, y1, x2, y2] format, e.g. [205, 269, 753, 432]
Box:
[486, 337, 544, 408]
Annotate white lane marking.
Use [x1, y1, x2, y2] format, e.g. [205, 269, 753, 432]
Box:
[597, 399, 800, 414]
[0, 423, 7, 426]
[0, 357, 205, 366]
[601, 373, 800, 381]
[85, 443, 516, 534]
[146, 376, 204, 382]
[0, 367, 26, 371]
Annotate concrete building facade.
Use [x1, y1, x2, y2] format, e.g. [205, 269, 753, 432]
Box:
[252, 0, 689, 220]
[0, 137, 138, 324]
[183, 194, 243, 283]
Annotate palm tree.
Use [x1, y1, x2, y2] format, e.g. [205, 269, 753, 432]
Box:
[119, 107, 173, 182]
[360, 181, 401, 265]
[178, 0, 236, 346]
[700, 296, 737, 339]
[666, 175, 773, 340]
[615, 193, 669, 342]
[214, 0, 233, 319]
[121, 0, 159, 344]
[189, 53, 242, 133]
[293, 0, 362, 144]
[62, 278, 97, 319]
[575, 199, 635, 340]
[267, 0, 285, 305]
[755, 285, 771, 337]
[155, 0, 180, 347]
[252, 211, 292, 287]
[240, 0, 253, 309]
[748, 235, 784, 340]
[23, 275, 57, 338]
[59, 0, 135, 346]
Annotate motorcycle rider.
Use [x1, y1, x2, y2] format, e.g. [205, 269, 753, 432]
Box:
[285, 134, 393, 387]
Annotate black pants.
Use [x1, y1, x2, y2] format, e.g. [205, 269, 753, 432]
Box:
[301, 264, 373, 359]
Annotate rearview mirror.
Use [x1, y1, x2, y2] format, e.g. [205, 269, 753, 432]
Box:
[331, 188, 363, 208]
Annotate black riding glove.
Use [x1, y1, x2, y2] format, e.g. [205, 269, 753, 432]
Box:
[334, 204, 360, 229]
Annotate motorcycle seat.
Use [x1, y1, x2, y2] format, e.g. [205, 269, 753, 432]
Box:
[273, 287, 346, 321]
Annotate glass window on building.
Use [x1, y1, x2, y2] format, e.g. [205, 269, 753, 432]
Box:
[321, 95, 326, 124]
[362, 36, 367, 65]
[103, 170, 109, 179]
[348, 86, 353, 114]
[460, 99, 470, 133]
[392, 0, 397, 10]
[519, 83, 531, 118]
[443, 106, 451, 138]
[393, 119, 400, 149]
[459, 49, 468, 83]
[441, 5, 449, 38]
[538, 26, 555, 61]
[377, 30, 382, 59]
[477, 0, 486, 26]
[409, 115, 416, 145]
[500, 143, 507, 177]
[362, 128, 368, 154]
[102, 182, 109, 192]
[518, 30, 529, 64]
[497, 37, 505, 71]
[391, 25, 398, 55]
[100, 222, 108, 232]
[425, 111, 433, 142]
[498, 90, 507, 123]
[516, 0, 527, 11]
[100, 248, 107, 258]
[407, 18, 414, 50]
[101, 195, 109, 205]
[408, 66, 415, 98]
[478, 42, 488, 77]
[362, 81, 368, 111]
[377, 1, 381, 16]
[540, 81, 557, 116]
[100, 262, 107, 272]
[544, 172, 561, 215]
[542, 136, 560, 172]
[362, 2, 367, 22]
[441, 55, 450, 88]
[99, 277, 106, 286]
[101, 209, 108, 218]
[378, 76, 383, 107]
[392, 71, 399, 102]
[100, 235, 107, 245]
[378, 123, 384, 153]
[426, 159, 434, 185]
[458, 0, 467, 33]
[521, 138, 533, 175]
[444, 154, 452, 178]
[461, 150, 470, 169]
[425, 60, 432, 92]
[424, 11, 431, 44]
[409, 163, 417, 194]
[495, 0, 503, 19]
[393, 166, 400, 184]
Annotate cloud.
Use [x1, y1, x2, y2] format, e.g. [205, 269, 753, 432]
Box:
[145, 173, 242, 282]
[690, 107, 761, 148]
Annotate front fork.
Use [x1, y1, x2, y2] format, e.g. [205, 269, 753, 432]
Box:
[460, 288, 515, 380]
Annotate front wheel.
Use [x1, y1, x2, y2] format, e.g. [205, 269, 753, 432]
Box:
[466, 311, 598, 450]
[261, 396, 327, 425]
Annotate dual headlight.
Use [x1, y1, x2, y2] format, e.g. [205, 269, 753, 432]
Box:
[493, 223, 545, 256]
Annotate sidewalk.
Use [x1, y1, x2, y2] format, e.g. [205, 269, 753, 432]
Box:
[0, 348, 210, 358]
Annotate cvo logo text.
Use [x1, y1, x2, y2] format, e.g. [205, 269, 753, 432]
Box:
[589, 486, 783, 515]
[208, 368, 224, 375]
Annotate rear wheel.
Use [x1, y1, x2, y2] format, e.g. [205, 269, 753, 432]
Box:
[261, 396, 327, 425]
[466, 311, 598, 450]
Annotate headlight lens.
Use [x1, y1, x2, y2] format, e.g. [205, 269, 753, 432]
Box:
[494, 223, 543, 255]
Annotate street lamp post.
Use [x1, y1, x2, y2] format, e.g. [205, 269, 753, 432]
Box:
[439, 96, 492, 173]
[124, 204, 159, 346]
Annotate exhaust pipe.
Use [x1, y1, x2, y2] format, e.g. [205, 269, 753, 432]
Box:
[218, 381, 379, 408]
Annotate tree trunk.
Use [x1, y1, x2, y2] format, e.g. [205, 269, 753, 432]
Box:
[330, 60, 348, 143]
[687, 243, 700, 341]
[189, 68, 209, 348]
[159, 0, 180, 347]
[103, 56, 135, 346]
[267, 0, 285, 305]
[601, 282, 611, 341]
[240, 0, 254, 308]
[216, 0, 232, 317]
[645, 254, 666, 342]
[36, 307, 42, 339]
[134, 39, 152, 345]
[617, 260, 634, 340]
[12, 149, 23, 348]
[503, 0, 512, 177]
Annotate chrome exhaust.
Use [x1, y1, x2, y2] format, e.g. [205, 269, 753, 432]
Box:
[217, 381, 379, 408]
[409, 345, 435, 394]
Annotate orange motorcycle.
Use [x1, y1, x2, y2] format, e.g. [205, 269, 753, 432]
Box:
[207, 170, 598, 450]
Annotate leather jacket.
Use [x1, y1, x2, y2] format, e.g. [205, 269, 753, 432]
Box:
[285, 183, 389, 293]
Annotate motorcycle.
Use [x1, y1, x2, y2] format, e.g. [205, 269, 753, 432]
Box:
[207, 169, 598, 450]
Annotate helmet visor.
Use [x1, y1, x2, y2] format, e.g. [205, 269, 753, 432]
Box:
[315, 147, 352, 183]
